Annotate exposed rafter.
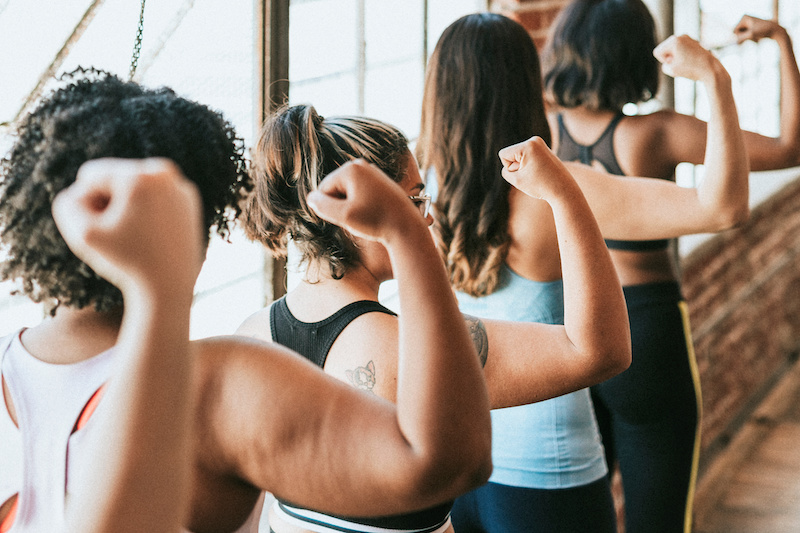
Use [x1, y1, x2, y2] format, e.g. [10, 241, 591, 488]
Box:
[11, 0, 105, 126]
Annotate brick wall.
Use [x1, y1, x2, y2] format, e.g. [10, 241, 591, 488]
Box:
[682, 177, 800, 454]
[498, 0, 800, 529]
[490, 0, 570, 49]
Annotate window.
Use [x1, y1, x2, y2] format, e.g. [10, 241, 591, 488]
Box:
[0, 0, 262, 338]
[0, 0, 487, 337]
[289, 0, 485, 136]
[285, 0, 486, 298]
[674, 0, 800, 255]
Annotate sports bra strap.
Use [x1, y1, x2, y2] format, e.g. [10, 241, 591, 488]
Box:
[270, 298, 397, 369]
[556, 112, 625, 173]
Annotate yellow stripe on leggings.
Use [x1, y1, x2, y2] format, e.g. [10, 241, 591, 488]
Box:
[678, 301, 702, 533]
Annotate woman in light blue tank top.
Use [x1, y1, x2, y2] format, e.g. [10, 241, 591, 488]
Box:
[457, 269, 606, 491]
[417, 12, 749, 533]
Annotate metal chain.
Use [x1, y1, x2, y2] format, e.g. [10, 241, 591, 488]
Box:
[129, 0, 146, 80]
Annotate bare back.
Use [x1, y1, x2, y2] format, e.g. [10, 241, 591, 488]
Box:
[549, 108, 696, 285]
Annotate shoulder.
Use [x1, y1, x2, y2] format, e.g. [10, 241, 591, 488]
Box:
[615, 110, 703, 175]
[235, 307, 272, 342]
[616, 110, 672, 137]
[327, 307, 399, 363]
[619, 109, 704, 138]
[325, 309, 400, 400]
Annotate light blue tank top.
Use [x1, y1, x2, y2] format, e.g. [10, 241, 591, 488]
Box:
[456, 265, 608, 489]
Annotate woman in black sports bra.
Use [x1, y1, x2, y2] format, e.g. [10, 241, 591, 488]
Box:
[542, 2, 800, 531]
[236, 104, 637, 533]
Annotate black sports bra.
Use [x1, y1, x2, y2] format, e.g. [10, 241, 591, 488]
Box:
[556, 113, 669, 252]
[269, 296, 453, 533]
[270, 297, 396, 368]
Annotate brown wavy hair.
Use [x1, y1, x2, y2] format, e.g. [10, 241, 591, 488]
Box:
[0, 68, 249, 314]
[417, 13, 551, 297]
[243, 104, 411, 279]
[542, 0, 660, 111]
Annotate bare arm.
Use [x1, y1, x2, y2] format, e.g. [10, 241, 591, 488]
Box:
[472, 137, 630, 409]
[213, 161, 492, 516]
[53, 159, 202, 533]
[736, 16, 800, 170]
[666, 18, 800, 170]
[563, 35, 749, 240]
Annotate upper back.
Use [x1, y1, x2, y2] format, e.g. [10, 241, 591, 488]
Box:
[505, 187, 563, 282]
[236, 295, 402, 400]
[551, 107, 701, 181]
[0, 330, 115, 533]
[269, 297, 396, 369]
[556, 112, 625, 174]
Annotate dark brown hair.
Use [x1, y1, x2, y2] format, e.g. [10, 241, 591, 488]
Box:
[417, 13, 551, 297]
[542, 0, 660, 111]
[243, 104, 410, 279]
[0, 68, 250, 314]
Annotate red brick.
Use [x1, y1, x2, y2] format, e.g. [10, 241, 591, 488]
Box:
[682, 176, 800, 458]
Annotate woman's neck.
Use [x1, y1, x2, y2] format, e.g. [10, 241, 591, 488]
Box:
[287, 262, 383, 322]
[562, 106, 618, 119]
[20, 305, 123, 365]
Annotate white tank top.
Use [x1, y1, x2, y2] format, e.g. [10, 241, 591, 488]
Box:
[0, 329, 264, 533]
[0, 329, 115, 532]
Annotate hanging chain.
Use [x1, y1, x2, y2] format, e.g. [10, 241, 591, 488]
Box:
[129, 0, 146, 80]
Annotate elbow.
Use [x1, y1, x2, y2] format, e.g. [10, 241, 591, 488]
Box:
[404, 430, 493, 506]
[586, 326, 632, 383]
[775, 143, 800, 169]
[593, 344, 632, 383]
[703, 187, 750, 231]
[715, 202, 750, 231]
[422, 456, 493, 506]
[611, 345, 632, 376]
[456, 448, 494, 495]
[732, 203, 751, 227]
[435, 430, 493, 496]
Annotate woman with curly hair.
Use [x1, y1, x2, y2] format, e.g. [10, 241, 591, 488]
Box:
[542, 2, 800, 530]
[0, 69, 494, 533]
[417, 12, 748, 533]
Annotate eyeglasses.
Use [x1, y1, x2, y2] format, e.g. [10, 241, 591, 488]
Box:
[408, 193, 432, 218]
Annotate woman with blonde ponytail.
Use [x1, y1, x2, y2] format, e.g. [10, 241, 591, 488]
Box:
[238, 103, 635, 533]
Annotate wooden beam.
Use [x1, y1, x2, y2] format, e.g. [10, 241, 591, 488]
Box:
[12, 0, 106, 125]
[256, 0, 289, 122]
[255, 0, 290, 303]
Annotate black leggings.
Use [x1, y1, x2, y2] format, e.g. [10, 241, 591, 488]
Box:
[450, 476, 616, 533]
[591, 281, 701, 533]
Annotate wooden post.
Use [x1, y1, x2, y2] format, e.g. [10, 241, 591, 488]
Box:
[255, 0, 290, 303]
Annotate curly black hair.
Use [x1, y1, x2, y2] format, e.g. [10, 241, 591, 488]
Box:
[0, 68, 251, 314]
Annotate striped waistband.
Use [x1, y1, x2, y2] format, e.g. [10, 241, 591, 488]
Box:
[272, 501, 452, 533]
